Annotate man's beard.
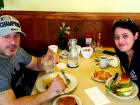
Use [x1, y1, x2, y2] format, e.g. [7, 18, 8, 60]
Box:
[0, 45, 18, 58]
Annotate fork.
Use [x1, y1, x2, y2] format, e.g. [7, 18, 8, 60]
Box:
[60, 70, 70, 85]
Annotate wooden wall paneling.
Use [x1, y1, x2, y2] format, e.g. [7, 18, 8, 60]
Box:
[20, 18, 34, 49]
[32, 17, 45, 49]
[46, 19, 59, 45]
[101, 20, 114, 47]
[20, 16, 47, 51]
[76, 20, 102, 38]
[1, 11, 140, 55]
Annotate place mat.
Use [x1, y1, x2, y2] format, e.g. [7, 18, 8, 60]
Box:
[84, 87, 111, 105]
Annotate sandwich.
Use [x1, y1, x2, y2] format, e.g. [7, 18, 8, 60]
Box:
[42, 74, 61, 89]
[106, 74, 133, 97]
[115, 74, 133, 96]
[42, 77, 53, 89]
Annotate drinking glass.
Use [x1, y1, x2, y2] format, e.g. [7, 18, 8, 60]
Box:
[43, 61, 54, 73]
[94, 46, 103, 58]
[48, 45, 58, 53]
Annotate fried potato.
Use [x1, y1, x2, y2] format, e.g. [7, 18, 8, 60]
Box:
[93, 70, 112, 80]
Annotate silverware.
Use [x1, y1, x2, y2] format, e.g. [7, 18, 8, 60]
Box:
[110, 73, 118, 86]
[61, 70, 70, 84]
[113, 73, 118, 81]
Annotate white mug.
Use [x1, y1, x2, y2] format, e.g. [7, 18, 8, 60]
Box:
[99, 56, 109, 68]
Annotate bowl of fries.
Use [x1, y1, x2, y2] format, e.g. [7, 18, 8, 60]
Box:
[90, 70, 113, 82]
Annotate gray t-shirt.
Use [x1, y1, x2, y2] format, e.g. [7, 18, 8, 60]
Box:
[0, 47, 32, 92]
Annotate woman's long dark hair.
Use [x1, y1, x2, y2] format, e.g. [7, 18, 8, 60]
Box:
[112, 18, 140, 50]
[112, 18, 140, 71]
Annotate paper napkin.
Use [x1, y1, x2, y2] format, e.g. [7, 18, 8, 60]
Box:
[84, 87, 111, 105]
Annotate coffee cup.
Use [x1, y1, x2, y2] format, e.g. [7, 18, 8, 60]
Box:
[99, 56, 109, 69]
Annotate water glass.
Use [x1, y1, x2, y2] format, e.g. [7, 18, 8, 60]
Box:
[43, 61, 54, 73]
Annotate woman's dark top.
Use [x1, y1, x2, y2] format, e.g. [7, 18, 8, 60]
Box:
[115, 48, 140, 98]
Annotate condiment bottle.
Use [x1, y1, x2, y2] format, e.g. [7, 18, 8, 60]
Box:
[97, 33, 101, 47]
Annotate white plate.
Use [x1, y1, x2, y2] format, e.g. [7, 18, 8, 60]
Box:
[35, 72, 77, 94]
[90, 70, 113, 82]
[106, 76, 139, 102]
[108, 56, 120, 67]
[53, 95, 82, 105]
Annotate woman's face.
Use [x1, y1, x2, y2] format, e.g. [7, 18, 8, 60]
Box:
[114, 27, 138, 53]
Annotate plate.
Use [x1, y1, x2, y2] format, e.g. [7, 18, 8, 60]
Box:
[90, 70, 113, 82]
[106, 76, 139, 102]
[53, 95, 82, 105]
[108, 56, 120, 67]
[35, 72, 77, 94]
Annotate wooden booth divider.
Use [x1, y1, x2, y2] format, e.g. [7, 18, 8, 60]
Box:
[1, 11, 140, 56]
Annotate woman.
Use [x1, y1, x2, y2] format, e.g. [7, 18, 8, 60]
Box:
[112, 18, 140, 98]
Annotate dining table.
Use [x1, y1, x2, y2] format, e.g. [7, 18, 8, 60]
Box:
[31, 47, 140, 105]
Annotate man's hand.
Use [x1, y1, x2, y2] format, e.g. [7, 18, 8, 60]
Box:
[42, 48, 59, 64]
[47, 75, 66, 96]
[27, 48, 59, 72]
[37, 48, 59, 72]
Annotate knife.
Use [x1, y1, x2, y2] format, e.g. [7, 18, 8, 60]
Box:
[110, 73, 118, 87]
[61, 70, 70, 85]
[113, 73, 118, 81]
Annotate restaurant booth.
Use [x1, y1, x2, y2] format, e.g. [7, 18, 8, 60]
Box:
[0, 11, 140, 105]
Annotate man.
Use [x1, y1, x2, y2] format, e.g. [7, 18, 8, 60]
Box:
[0, 15, 66, 105]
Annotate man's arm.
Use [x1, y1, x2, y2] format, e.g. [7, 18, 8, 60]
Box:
[0, 88, 55, 105]
[26, 48, 59, 71]
[25, 56, 43, 71]
[0, 76, 65, 105]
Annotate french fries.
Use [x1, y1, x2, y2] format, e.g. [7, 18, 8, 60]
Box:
[93, 70, 112, 80]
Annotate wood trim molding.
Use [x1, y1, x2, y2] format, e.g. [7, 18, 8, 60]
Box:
[1, 11, 140, 20]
